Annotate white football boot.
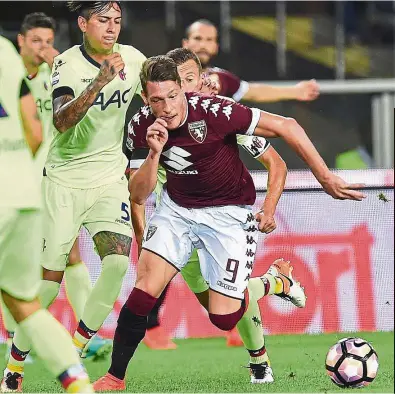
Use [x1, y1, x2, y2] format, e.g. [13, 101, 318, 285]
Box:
[266, 259, 307, 308]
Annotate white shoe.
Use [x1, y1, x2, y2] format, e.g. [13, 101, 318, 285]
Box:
[249, 362, 274, 384]
[267, 259, 306, 308]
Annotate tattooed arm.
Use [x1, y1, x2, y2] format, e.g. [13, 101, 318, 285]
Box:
[53, 80, 105, 132]
[53, 53, 125, 132]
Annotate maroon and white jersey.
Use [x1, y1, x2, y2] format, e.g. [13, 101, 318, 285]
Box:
[126, 92, 261, 208]
[207, 67, 250, 102]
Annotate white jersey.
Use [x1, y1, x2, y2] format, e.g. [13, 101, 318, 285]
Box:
[0, 36, 41, 209]
[46, 44, 146, 188]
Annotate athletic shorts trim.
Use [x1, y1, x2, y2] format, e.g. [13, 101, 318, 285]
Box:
[142, 247, 180, 272]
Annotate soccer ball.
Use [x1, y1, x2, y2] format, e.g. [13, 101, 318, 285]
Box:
[325, 337, 379, 388]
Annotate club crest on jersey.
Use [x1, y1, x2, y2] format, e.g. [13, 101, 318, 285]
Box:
[145, 225, 157, 241]
[188, 120, 207, 143]
[119, 70, 126, 81]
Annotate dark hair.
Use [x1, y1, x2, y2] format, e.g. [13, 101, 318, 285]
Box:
[140, 56, 181, 94]
[166, 48, 202, 73]
[20, 12, 56, 35]
[184, 19, 217, 39]
[67, 1, 122, 19]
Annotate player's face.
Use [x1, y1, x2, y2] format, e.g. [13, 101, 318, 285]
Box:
[182, 23, 218, 67]
[79, 3, 121, 53]
[144, 81, 187, 130]
[177, 59, 202, 93]
[18, 28, 55, 66]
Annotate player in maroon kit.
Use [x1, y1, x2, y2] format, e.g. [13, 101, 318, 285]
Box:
[93, 55, 365, 390]
[182, 19, 320, 103]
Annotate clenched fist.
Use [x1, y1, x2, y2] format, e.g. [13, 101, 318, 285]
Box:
[255, 210, 277, 234]
[97, 53, 125, 86]
[147, 118, 168, 154]
[294, 79, 320, 101]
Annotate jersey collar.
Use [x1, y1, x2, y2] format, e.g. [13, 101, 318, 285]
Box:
[79, 45, 101, 69]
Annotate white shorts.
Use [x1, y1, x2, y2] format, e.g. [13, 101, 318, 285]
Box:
[0, 209, 42, 301]
[42, 176, 133, 271]
[142, 190, 258, 300]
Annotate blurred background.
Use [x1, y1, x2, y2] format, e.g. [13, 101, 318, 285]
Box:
[1, 0, 394, 170]
[0, 1, 393, 344]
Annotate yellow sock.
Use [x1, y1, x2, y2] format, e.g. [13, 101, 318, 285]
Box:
[274, 277, 284, 294]
[19, 309, 92, 391]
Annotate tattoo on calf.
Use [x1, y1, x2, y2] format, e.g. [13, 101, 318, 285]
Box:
[93, 231, 132, 259]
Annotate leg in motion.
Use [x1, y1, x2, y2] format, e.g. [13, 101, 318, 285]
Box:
[72, 231, 131, 357]
[93, 250, 178, 391]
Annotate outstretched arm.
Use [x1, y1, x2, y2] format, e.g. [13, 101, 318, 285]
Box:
[252, 111, 366, 201]
[242, 80, 319, 103]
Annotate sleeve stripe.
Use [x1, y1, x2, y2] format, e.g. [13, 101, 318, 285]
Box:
[130, 159, 145, 169]
[52, 86, 75, 101]
[20, 79, 30, 98]
[232, 80, 250, 102]
[246, 108, 261, 136]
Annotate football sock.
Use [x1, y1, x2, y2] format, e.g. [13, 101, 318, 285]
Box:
[17, 309, 92, 392]
[109, 288, 157, 380]
[73, 254, 128, 350]
[236, 283, 269, 365]
[6, 280, 60, 374]
[147, 284, 169, 329]
[65, 261, 92, 321]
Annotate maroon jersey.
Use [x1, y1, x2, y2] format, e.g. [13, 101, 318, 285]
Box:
[207, 67, 250, 102]
[126, 92, 261, 208]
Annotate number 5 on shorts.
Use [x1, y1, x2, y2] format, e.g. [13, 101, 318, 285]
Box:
[121, 202, 130, 222]
[224, 259, 239, 284]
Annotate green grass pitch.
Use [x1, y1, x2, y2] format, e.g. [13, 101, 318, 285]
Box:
[0, 331, 393, 393]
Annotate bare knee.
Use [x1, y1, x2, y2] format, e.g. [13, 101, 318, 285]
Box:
[134, 249, 177, 298]
[1, 290, 41, 324]
[208, 307, 245, 331]
[67, 239, 81, 266]
[208, 290, 245, 331]
[42, 268, 64, 284]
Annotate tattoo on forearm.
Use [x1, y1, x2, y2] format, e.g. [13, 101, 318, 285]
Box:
[93, 231, 132, 259]
[53, 80, 102, 132]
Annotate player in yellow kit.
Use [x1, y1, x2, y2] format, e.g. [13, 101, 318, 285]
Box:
[4, 1, 146, 383]
[0, 35, 92, 393]
[0, 11, 110, 363]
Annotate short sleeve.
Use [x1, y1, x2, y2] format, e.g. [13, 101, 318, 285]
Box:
[19, 79, 31, 98]
[237, 135, 270, 158]
[126, 107, 152, 168]
[51, 56, 77, 100]
[210, 68, 250, 102]
[202, 95, 261, 137]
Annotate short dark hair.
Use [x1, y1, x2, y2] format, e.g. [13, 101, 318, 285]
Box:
[140, 56, 181, 94]
[166, 48, 202, 72]
[67, 1, 122, 20]
[20, 13, 56, 35]
[184, 19, 217, 39]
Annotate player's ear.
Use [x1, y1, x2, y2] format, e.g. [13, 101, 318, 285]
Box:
[181, 39, 188, 48]
[77, 16, 87, 33]
[17, 34, 24, 50]
[141, 91, 148, 105]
